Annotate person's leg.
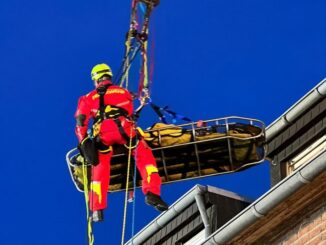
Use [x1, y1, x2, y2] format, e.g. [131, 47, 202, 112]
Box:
[89, 150, 112, 212]
[134, 139, 168, 211]
[134, 139, 161, 195]
[88, 119, 123, 221]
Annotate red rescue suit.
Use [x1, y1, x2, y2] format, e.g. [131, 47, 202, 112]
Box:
[75, 80, 161, 211]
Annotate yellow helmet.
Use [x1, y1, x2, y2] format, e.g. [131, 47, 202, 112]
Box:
[91, 63, 113, 81]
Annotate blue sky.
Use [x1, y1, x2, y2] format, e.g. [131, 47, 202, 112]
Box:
[1, 0, 326, 244]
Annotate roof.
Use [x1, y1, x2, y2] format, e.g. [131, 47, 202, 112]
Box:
[200, 151, 326, 244]
[200, 77, 326, 244]
[265, 78, 326, 143]
[126, 78, 326, 245]
[125, 185, 252, 245]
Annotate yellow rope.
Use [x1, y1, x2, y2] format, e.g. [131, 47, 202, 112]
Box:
[82, 162, 94, 245]
[120, 3, 151, 244]
[120, 125, 135, 245]
[121, 41, 131, 89]
[142, 31, 149, 91]
[120, 17, 134, 89]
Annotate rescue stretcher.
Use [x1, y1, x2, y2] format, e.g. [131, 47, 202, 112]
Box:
[66, 116, 266, 192]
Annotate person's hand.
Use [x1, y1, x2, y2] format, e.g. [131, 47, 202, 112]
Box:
[78, 137, 99, 166]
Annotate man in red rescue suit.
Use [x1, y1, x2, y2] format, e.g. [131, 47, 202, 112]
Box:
[75, 63, 168, 222]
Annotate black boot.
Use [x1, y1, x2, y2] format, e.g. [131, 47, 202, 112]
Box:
[91, 209, 104, 222]
[145, 192, 169, 212]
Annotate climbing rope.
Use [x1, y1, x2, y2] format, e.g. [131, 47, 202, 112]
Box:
[120, 124, 136, 245]
[120, 2, 158, 243]
[138, 31, 150, 104]
[117, 0, 140, 88]
[116, 0, 156, 106]
[118, 1, 159, 242]
[82, 160, 94, 245]
[131, 148, 138, 240]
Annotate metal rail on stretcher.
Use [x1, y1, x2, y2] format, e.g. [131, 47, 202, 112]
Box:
[66, 116, 266, 192]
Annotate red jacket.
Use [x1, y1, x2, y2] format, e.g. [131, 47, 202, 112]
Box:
[75, 80, 133, 142]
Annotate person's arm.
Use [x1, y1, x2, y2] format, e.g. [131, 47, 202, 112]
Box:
[75, 95, 91, 142]
[74, 95, 99, 165]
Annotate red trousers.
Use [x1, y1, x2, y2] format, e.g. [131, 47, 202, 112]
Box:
[89, 117, 161, 211]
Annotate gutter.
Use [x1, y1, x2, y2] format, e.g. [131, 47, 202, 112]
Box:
[195, 193, 212, 238]
[266, 78, 326, 142]
[125, 185, 207, 245]
[200, 151, 326, 245]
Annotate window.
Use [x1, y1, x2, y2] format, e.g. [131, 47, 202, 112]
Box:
[184, 229, 205, 245]
[287, 135, 326, 174]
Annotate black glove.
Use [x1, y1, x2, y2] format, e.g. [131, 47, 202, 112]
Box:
[78, 137, 99, 166]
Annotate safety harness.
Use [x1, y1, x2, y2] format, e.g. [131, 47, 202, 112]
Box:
[93, 83, 138, 149]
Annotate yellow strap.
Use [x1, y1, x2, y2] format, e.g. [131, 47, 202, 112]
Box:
[98, 145, 112, 154]
[92, 122, 101, 137]
[137, 127, 145, 137]
[123, 139, 139, 150]
[81, 136, 90, 145]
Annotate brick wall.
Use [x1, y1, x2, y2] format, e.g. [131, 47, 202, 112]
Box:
[272, 205, 325, 245]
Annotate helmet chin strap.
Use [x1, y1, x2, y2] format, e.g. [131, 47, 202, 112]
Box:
[95, 78, 112, 88]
